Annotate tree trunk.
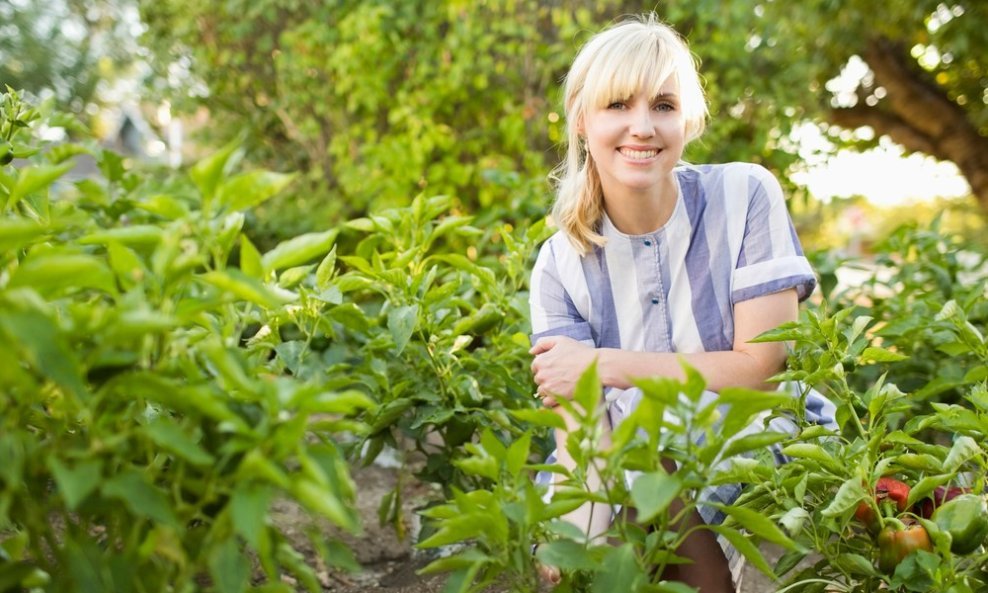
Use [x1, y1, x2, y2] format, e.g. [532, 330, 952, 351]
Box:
[829, 36, 988, 215]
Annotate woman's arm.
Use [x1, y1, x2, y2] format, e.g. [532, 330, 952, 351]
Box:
[530, 288, 797, 400]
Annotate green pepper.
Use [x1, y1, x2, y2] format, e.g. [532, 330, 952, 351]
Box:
[933, 493, 988, 555]
[877, 522, 932, 573]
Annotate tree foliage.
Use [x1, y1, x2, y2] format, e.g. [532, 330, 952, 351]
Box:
[136, 0, 987, 233]
[0, 0, 141, 114]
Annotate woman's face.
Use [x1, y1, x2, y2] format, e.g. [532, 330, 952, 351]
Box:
[581, 76, 686, 199]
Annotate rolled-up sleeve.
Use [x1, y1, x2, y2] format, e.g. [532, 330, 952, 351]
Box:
[731, 166, 816, 304]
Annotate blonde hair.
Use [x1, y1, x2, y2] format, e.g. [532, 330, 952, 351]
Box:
[551, 14, 707, 255]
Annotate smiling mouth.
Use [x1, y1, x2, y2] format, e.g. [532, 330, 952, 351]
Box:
[618, 148, 659, 160]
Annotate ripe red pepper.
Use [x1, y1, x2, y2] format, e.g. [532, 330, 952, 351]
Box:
[877, 522, 932, 573]
[913, 486, 969, 519]
[855, 477, 911, 529]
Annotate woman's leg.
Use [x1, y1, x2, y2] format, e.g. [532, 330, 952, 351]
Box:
[659, 456, 734, 592]
[667, 504, 734, 592]
[538, 403, 613, 585]
[553, 404, 613, 541]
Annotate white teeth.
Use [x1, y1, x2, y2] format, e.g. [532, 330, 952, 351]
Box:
[620, 148, 658, 159]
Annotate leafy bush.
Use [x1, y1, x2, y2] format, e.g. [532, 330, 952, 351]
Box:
[0, 89, 370, 592]
[415, 223, 988, 592]
[741, 227, 988, 592]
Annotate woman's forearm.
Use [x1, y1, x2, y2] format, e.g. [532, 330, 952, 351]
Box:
[595, 346, 786, 393]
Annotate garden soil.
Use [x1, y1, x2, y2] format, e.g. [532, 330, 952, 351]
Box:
[271, 463, 782, 593]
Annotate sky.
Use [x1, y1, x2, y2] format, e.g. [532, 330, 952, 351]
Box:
[788, 125, 971, 207]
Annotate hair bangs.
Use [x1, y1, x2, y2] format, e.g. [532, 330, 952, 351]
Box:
[583, 34, 679, 111]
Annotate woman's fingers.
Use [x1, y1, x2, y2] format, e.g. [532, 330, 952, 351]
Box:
[529, 336, 557, 356]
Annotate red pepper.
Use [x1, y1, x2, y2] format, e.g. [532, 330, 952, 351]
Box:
[855, 477, 911, 529]
[877, 522, 932, 573]
[913, 486, 969, 519]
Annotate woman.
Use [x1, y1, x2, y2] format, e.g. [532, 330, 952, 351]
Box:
[528, 14, 834, 591]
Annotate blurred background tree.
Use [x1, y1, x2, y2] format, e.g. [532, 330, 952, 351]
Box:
[0, 0, 143, 123]
[3, 0, 985, 243]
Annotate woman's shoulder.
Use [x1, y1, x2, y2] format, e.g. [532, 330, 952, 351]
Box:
[676, 162, 781, 204]
[535, 229, 584, 264]
[675, 161, 776, 184]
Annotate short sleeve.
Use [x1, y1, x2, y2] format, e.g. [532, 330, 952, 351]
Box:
[529, 235, 594, 345]
[731, 166, 817, 304]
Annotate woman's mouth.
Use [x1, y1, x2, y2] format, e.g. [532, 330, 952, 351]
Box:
[618, 147, 659, 160]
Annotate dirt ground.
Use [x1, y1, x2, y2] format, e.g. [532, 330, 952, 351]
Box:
[270, 463, 784, 593]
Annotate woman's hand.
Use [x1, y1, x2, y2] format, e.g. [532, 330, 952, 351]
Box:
[529, 336, 597, 406]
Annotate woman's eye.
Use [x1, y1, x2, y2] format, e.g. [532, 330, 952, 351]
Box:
[653, 103, 675, 112]
[606, 102, 626, 110]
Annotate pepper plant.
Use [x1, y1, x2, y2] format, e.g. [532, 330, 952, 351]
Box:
[0, 89, 372, 592]
[741, 242, 988, 592]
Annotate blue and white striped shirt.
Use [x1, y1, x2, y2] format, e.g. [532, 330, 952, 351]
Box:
[530, 162, 834, 423]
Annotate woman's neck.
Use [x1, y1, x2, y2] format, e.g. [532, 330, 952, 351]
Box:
[602, 176, 679, 235]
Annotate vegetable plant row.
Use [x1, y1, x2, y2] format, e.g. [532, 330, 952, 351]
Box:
[2, 91, 987, 593]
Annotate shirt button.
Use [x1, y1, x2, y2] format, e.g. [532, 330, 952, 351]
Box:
[644, 239, 652, 246]
[651, 297, 659, 304]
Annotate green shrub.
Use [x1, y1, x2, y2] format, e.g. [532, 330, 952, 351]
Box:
[1, 89, 369, 592]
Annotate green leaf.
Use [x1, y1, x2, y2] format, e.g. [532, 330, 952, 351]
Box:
[216, 170, 295, 211]
[859, 346, 909, 363]
[190, 136, 244, 204]
[208, 537, 250, 593]
[710, 525, 776, 578]
[200, 269, 295, 309]
[262, 229, 338, 273]
[137, 194, 189, 219]
[630, 470, 682, 523]
[716, 504, 797, 549]
[440, 564, 482, 593]
[315, 245, 337, 290]
[77, 225, 163, 247]
[716, 388, 794, 438]
[6, 162, 73, 209]
[591, 544, 641, 593]
[944, 435, 980, 472]
[777, 507, 810, 537]
[780, 443, 841, 472]
[453, 456, 499, 481]
[721, 431, 789, 459]
[505, 431, 531, 478]
[387, 304, 418, 354]
[534, 540, 594, 572]
[508, 408, 566, 430]
[239, 235, 263, 278]
[295, 390, 375, 415]
[834, 552, 880, 577]
[0, 309, 88, 400]
[230, 484, 274, 550]
[0, 217, 47, 251]
[821, 477, 867, 517]
[291, 479, 357, 531]
[894, 453, 944, 473]
[8, 253, 116, 296]
[101, 468, 179, 527]
[48, 458, 102, 511]
[572, 360, 601, 417]
[419, 549, 490, 575]
[143, 420, 214, 466]
[279, 264, 314, 288]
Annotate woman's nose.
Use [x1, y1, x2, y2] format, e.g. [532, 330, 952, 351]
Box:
[628, 105, 655, 137]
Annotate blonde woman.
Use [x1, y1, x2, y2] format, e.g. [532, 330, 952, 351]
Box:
[528, 14, 835, 591]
